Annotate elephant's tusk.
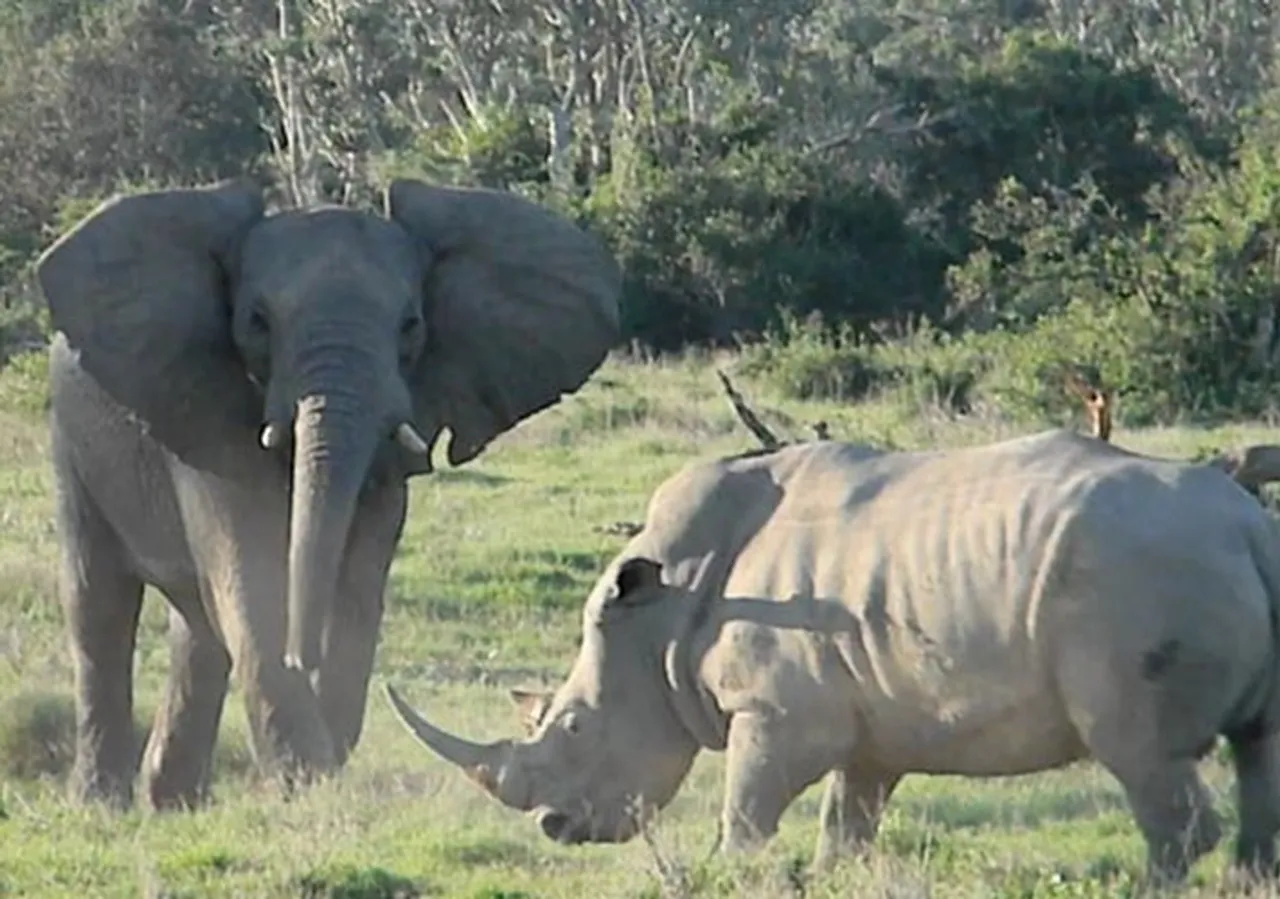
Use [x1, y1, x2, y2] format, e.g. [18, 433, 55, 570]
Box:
[396, 421, 430, 455]
[259, 421, 286, 450]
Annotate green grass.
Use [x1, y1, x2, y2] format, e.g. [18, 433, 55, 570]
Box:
[3, 349, 1280, 897]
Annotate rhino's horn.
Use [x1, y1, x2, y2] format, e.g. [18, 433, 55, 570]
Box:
[383, 683, 514, 799]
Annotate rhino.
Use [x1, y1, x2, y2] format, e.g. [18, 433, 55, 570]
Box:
[386, 429, 1280, 885]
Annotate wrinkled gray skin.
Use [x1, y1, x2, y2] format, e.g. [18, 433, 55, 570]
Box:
[389, 431, 1280, 886]
[38, 178, 620, 810]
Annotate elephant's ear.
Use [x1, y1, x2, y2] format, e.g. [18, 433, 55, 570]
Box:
[36, 181, 265, 453]
[385, 180, 621, 468]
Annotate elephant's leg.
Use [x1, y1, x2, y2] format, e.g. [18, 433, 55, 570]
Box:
[139, 599, 231, 810]
[54, 465, 144, 809]
[316, 484, 407, 764]
[172, 471, 336, 790]
[222, 554, 337, 789]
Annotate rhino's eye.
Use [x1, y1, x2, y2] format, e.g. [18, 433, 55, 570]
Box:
[561, 713, 580, 735]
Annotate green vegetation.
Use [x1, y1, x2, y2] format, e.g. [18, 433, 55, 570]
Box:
[3, 0, 1280, 425]
[7, 0, 1280, 895]
[3, 353, 1280, 898]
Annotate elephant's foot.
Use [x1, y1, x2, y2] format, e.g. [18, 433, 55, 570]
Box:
[56, 477, 146, 812]
[69, 760, 136, 811]
[265, 734, 340, 799]
[244, 662, 340, 792]
[140, 740, 208, 811]
[140, 603, 232, 812]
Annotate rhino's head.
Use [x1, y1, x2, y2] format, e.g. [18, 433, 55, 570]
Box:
[386, 556, 708, 844]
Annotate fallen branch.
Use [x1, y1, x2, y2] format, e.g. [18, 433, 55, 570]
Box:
[716, 369, 784, 450]
[595, 372, 810, 538]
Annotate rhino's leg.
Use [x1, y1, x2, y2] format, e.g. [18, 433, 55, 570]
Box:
[813, 765, 901, 868]
[1227, 726, 1280, 876]
[718, 712, 836, 852]
[1057, 633, 1223, 884]
[1104, 758, 1221, 886]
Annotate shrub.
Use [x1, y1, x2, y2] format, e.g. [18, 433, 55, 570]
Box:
[297, 863, 421, 899]
[737, 313, 886, 402]
[0, 348, 50, 417]
[0, 690, 76, 781]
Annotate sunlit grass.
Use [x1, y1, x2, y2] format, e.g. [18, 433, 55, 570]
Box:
[2, 350, 1279, 897]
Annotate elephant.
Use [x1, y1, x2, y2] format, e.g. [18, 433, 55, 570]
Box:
[34, 178, 621, 810]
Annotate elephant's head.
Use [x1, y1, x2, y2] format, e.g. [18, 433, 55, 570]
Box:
[36, 179, 621, 674]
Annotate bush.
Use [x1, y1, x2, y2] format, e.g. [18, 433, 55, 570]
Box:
[297, 864, 421, 899]
[882, 31, 1226, 270]
[0, 690, 76, 781]
[739, 314, 994, 416]
[0, 349, 50, 417]
[737, 313, 885, 402]
[571, 92, 952, 350]
[937, 94, 1280, 424]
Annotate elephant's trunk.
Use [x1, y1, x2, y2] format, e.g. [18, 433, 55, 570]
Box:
[284, 388, 380, 674]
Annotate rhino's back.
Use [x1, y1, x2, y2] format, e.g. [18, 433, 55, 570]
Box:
[705, 430, 1278, 774]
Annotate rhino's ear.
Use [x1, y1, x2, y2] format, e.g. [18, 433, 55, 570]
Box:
[606, 556, 664, 605]
[509, 688, 552, 735]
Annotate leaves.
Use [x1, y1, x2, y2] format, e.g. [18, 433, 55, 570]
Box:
[5, 0, 1280, 421]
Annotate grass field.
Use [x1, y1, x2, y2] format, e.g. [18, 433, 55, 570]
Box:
[5, 349, 1280, 898]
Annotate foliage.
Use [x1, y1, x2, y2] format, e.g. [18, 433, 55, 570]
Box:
[296, 864, 422, 899]
[3, 357, 1280, 896]
[3, 0, 1280, 420]
[580, 122, 953, 348]
[0, 690, 75, 781]
[0, 0, 263, 284]
[0, 350, 50, 417]
[884, 33, 1227, 249]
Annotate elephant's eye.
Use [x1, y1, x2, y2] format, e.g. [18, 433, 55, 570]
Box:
[248, 308, 269, 335]
[400, 316, 422, 340]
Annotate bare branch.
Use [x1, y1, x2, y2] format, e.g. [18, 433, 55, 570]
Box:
[716, 369, 783, 451]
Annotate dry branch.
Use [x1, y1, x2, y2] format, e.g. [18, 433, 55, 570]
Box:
[594, 370, 806, 538]
[715, 369, 784, 450]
